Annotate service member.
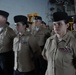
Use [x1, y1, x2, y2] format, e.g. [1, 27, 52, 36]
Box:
[41, 21, 51, 37]
[0, 10, 16, 75]
[26, 22, 32, 33]
[32, 16, 50, 75]
[42, 12, 76, 75]
[41, 21, 47, 29]
[33, 16, 50, 50]
[13, 15, 41, 75]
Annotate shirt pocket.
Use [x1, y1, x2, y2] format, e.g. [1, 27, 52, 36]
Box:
[63, 47, 73, 64]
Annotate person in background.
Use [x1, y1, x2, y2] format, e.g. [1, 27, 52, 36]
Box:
[32, 16, 50, 75]
[41, 21, 47, 29]
[13, 15, 41, 75]
[33, 16, 50, 50]
[41, 21, 51, 41]
[0, 10, 16, 75]
[26, 21, 32, 33]
[50, 25, 55, 36]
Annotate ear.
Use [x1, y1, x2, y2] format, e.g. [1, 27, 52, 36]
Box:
[66, 23, 69, 29]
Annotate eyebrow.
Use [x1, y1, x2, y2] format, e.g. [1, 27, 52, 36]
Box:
[53, 21, 63, 24]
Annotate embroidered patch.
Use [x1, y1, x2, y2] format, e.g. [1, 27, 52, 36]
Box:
[21, 40, 27, 44]
[20, 36, 29, 44]
[59, 48, 72, 53]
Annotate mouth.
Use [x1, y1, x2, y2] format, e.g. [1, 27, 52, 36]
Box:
[55, 29, 59, 31]
[55, 29, 60, 33]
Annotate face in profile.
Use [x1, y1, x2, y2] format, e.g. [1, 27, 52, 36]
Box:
[53, 20, 68, 34]
[35, 20, 42, 28]
[16, 22, 26, 32]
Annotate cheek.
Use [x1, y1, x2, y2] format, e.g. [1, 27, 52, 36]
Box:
[35, 22, 37, 25]
[36, 22, 40, 25]
[75, 25, 76, 28]
[16, 27, 19, 30]
[0, 18, 6, 24]
[36, 24, 39, 27]
[19, 27, 23, 30]
[0, 20, 5, 25]
[17, 26, 22, 30]
[29, 26, 31, 28]
[61, 26, 66, 31]
[53, 26, 58, 30]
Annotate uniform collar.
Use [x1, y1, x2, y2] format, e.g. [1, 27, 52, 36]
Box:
[62, 30, 74, 42]
[50, 30, 74, 42]
[18, 31, 30, 36]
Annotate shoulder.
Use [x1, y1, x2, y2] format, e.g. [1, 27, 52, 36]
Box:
[45, 34, 56, 45]
[47, 34, 56, 41]
[7, 27, 14, 32]
[7, 27, 15, 34]
[7, 27, 16, 38]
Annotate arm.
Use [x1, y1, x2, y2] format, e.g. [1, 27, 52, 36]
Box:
[42, 38, 50, 60]
[28, 35, 41, 57]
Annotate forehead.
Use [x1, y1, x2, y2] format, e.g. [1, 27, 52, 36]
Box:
[15, 22, 23, 26]
[16, 22, 22, 24]
[35, 20, 41, 22]
[0, 15, 6, 19]
[53, 20, 65, 24]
